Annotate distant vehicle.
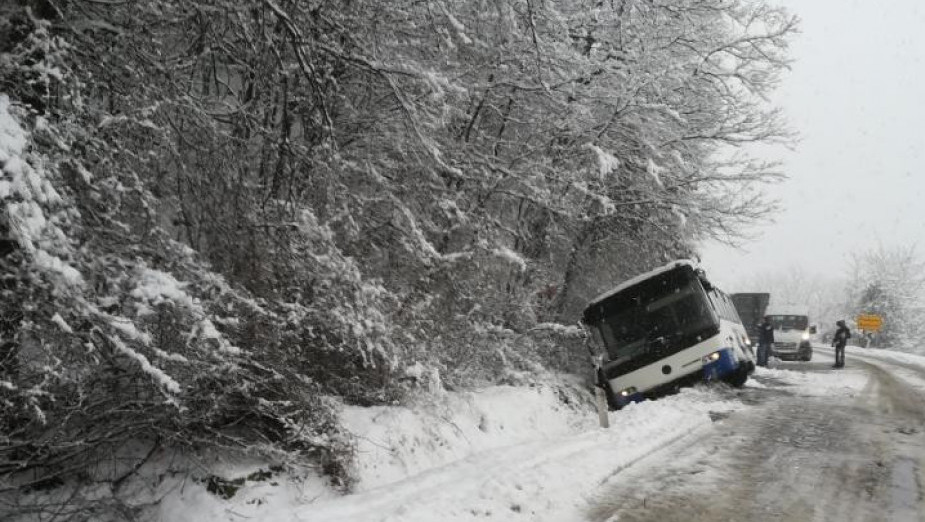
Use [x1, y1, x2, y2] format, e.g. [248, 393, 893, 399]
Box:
[582, 260, 755, 409]
[765, 305, 816, 361]
[731, 293, 771, 345]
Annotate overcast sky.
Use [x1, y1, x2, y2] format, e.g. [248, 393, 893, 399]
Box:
[701, 0, 925, 291]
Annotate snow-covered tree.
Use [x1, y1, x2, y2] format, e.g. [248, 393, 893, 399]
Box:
[0, 0, 796, 514]
[845, 246, 925, 350]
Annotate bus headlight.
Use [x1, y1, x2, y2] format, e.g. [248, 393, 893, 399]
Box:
[702, 351, 721, 364]
[619, 387, 638, 397]
[802, 332, 811, 340]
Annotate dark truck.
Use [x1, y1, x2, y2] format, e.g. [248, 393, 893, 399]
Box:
[731, 293, 770, 345]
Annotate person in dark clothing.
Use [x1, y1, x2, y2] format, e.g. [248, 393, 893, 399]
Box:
[757, 316, 774, 367]
[832, 320, 851, 368]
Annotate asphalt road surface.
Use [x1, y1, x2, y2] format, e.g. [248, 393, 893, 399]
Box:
[588, 348, 925, 522]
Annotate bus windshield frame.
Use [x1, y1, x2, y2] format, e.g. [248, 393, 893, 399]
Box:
[583, 265, 720, 370]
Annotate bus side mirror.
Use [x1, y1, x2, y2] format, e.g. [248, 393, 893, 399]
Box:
[809, 325, 817, 334]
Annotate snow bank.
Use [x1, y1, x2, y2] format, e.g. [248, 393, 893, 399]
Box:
[150, 384, 743, 522]
[850, 346, 925, 368]
[299, 385, 740, 522]
[339, 385, 588, 491]
[845, 347, 925, 391]
[145, 455, 338, 522]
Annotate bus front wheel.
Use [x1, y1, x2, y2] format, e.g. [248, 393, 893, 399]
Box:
[725, 364, 748, 388]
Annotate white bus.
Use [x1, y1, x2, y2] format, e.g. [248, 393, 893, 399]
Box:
[582, 260, 755, 409]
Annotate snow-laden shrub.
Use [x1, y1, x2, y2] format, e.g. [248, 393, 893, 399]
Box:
[0, 19, 383, 513]
[0, 95, 366, 506]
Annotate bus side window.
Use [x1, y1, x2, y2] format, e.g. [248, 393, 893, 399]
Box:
[723, 292, 733, 321]
[724, 294, 741, 324]
[717, 291, 728, 321]
[717, 291, 727, 322]
[705, 289, 721, 318]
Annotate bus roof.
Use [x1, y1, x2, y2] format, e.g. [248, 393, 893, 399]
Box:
[586, 259, 699, 308]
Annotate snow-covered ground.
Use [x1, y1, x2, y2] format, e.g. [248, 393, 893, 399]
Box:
[143, 347, 924, 522]
[148, 382, 743, 522]
[148, 384, 749, 519]
[295, 387, 743, 522]
[845, 344, 925, 372]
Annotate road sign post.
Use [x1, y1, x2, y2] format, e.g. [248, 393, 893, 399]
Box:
[595, 387, 610, 429]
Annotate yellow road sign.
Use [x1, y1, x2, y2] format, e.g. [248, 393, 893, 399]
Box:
[857, 314, 883, 332]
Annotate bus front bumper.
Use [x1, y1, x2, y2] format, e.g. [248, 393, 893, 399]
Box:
[702, 348, 740, 381]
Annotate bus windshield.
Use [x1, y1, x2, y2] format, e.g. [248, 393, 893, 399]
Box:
[584, 266, 719, 363]
[768, 315, 808, 331]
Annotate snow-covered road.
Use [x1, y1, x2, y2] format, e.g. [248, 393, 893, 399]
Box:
[590, 347, 925, 522]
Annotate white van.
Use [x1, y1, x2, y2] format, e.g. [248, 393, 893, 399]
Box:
[765, 305, 816, 361]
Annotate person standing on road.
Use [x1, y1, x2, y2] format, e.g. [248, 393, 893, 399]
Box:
[757, 316, 774, 367]
[832, 320, 851, 368]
